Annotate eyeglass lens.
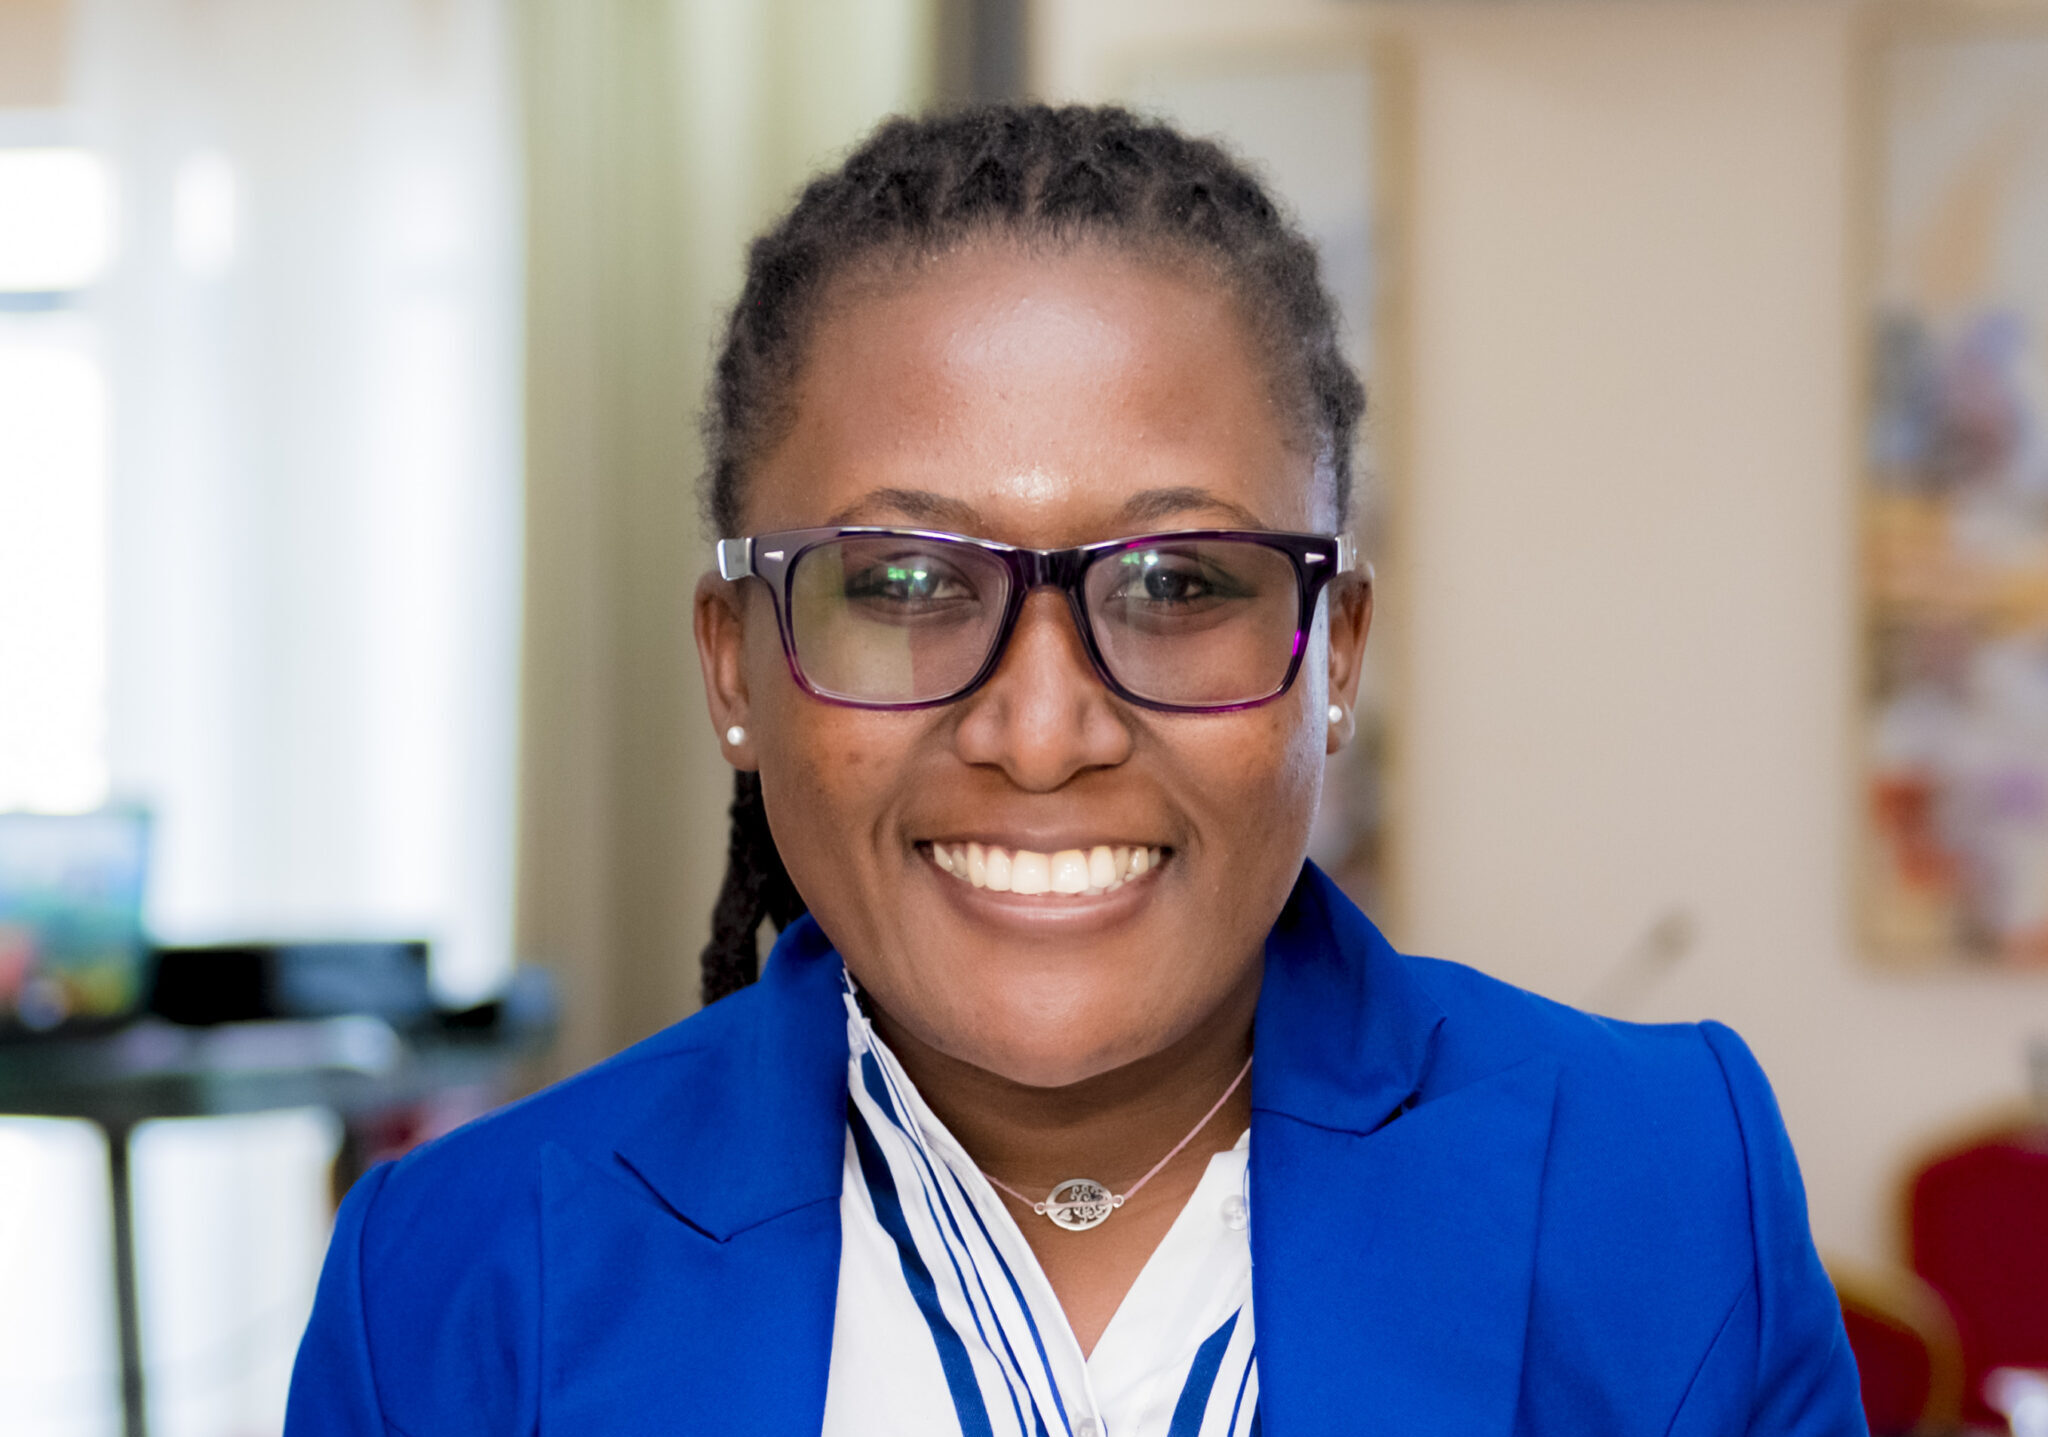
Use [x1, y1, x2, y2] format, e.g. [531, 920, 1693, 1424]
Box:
[1082, 540, 1300, 706]
[788, 536, 1013, 703]
[784, 535, 1303, 708]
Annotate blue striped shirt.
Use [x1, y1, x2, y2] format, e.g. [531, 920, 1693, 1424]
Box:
[824, 987, 1259, 1437]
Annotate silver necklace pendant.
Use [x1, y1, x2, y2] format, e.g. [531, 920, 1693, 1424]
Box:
[987, 1052, 1254, 1234]
[1032, 1178, 1123, 1232]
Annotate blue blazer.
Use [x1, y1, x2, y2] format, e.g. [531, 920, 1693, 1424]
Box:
[286, 867, 1866, 1435]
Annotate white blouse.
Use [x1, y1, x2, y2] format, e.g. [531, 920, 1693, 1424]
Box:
[823, 984, 1259, 1437]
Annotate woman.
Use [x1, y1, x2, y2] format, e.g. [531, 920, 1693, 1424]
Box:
[287, 105, 1865, 1435]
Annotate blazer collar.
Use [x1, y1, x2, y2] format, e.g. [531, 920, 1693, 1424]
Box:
[610, 914, 850, 1240]
[1252, 866, 1558, 1437]
[543, 920, 853, 1434]
[1252, 864, 1448, 1134]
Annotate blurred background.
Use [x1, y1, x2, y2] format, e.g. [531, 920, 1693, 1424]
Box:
[3, 0, 2047, 1433]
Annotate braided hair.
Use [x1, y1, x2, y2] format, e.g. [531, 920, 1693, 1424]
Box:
[697, 102, 1366, 1004]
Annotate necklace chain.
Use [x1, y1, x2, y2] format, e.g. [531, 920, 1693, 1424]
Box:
[980, 1054, 1252, 1232]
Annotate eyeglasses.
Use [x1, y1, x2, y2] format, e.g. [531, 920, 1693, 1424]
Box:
[716, 526, 1359, 712]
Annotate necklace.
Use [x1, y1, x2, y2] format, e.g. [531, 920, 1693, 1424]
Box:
[981, 1055, 1252, 1232]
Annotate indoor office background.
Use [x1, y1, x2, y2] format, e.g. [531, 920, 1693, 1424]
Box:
[1, 1, 2045, 1435]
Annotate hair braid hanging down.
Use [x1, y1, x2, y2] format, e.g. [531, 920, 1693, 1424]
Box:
[695, 102, 1365, 1002]
[699, 770, 809, 1005]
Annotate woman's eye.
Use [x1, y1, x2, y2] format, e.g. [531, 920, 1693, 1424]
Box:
[1106, 553, 1240, 605]
[844, 556, 975, 604]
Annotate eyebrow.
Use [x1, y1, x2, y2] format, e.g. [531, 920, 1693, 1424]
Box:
[822, 488, 983, 529]
[1113, 486, 1271, 530]
[821, 485, 1274, 533]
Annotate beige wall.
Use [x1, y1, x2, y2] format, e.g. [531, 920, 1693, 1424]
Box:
[0, 0, 67, 107]
[1038, 0, 2048, 1268]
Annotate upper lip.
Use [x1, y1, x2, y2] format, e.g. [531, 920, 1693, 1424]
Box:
[917, 834, 1170, 852]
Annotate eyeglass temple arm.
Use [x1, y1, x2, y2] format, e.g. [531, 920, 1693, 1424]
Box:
[716, 538, 753, 581]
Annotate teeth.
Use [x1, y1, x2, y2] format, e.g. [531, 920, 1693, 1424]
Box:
[926, 841, 1166, 896]
[1011, 850, 1051, 894]
[1088, 846, 1116, 889]
[1050, 850, 1089, 894]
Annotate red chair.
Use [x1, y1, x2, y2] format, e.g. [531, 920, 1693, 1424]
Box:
[1907, 1108, 2048, 1426]
[1830, 1257, 1964, 1435]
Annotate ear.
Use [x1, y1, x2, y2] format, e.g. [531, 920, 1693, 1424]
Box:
[694, 571, 758, 771]
[1323, 565, 1374, 755]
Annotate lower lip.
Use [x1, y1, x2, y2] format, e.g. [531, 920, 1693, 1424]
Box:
[916, 844, 1169, 931]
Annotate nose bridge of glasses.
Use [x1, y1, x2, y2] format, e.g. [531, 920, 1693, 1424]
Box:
[1004, 544, 1088, 595]
[992, 553, 1109, 688]
[1007, 546, 1107, 650]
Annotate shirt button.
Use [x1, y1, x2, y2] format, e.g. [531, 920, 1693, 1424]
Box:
[1220, 1194, 1249, 1230]
[1078, 1419, 1102, 1437]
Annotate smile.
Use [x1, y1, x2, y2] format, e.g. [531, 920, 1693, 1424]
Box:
[925, 842, 1166, 897]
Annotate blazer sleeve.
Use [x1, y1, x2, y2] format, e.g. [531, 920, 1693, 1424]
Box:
[1678, 1022, 1867, 1437]
[285, 1163, 398, 1437]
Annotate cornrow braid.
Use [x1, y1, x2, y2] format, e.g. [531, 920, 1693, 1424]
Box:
[696, 102, 1366, 1002]
[700, 771, 809, 1005]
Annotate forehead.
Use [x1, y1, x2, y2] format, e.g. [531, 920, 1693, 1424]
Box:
[744, 241, 1327, 543]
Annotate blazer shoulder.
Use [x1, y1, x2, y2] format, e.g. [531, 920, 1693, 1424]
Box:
[1390, 954, 1860, 1432]
[329, 987, 781, 1433]
[1397, 951, 1757, 1261]
[1399, 950, 1729, 1105]
[375, 976, 772, 1206]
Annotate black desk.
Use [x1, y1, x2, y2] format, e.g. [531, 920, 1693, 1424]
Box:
[0, 1006, 553, 1437]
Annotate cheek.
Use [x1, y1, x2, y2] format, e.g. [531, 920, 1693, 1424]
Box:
[762, 716, 886, 845]
[752, 702, 928, 950]
[1173, 697, 1327, 853]
[743, 604, 874, 791]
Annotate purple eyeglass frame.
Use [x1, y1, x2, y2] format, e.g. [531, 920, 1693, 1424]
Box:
[715, 525, 1360, 713]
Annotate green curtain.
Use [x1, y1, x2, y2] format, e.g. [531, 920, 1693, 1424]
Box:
[516, 0, 936, 1073]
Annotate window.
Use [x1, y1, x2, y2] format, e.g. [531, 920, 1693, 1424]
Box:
[0, 142, 114, 815]
[1, 4, 524, 1431]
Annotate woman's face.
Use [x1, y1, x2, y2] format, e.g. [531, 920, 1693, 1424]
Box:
[696, 242, 1371, 1088]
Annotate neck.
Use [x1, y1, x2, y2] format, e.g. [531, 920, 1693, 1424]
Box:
[865, 964, 1261, 1195]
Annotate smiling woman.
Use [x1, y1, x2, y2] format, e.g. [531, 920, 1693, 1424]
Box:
[283, 105, 1866, 1437]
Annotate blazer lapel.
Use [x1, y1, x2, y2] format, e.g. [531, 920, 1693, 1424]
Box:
[1252, 869, 1559, 1435]
[539, 919, 851, 1435]
[538, 1139, 841, 1434]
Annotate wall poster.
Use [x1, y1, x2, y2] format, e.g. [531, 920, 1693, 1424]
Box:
[1862, 8, 2048, 965]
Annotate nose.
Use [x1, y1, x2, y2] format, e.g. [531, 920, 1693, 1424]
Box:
[952, 589, 1134, 789]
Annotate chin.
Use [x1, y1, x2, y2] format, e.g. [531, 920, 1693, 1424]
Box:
[963, 1038, 1125, 1091]
[941, 980, 1190, 1090]
[836, 887, 1256, 1089]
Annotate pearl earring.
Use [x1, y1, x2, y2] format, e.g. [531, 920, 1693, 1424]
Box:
[1327, 704, 1345, 726]
[725, 725, 747, 747]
